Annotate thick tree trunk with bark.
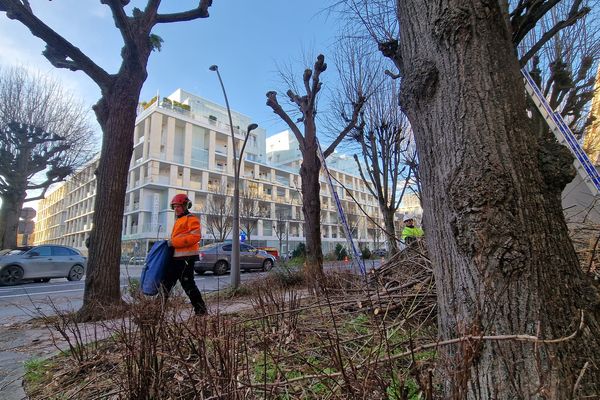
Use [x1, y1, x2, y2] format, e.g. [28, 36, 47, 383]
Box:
[0, 191, 24, 249]
[300, 140, 325, 285]
[1, 144, 31, 249]
[395, 0, 600, 397]
[77, 74, 144, 321]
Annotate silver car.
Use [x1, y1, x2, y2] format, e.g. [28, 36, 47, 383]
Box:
[194, 243, 276, 275]
[0, 245, 87, 285]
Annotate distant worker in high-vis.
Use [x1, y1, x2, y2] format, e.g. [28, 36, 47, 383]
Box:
[401, 216, 424, 245]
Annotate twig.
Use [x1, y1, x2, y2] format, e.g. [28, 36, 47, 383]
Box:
[572, 361, 590, 397]
[238, 310, 585, 388]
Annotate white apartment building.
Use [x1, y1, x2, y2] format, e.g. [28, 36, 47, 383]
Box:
[35, 157, 99, 249]
[34, 90, 405, 257]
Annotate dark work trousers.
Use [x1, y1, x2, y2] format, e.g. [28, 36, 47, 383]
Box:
[161, 256, 207, 315]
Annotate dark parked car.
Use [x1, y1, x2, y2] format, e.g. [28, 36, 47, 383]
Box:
[372, 248, 388, 257]
[0, 245, 87, 285]
[194, 243, 276, 275]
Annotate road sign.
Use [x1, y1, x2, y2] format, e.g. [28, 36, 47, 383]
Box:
[20, 207, 36, 220]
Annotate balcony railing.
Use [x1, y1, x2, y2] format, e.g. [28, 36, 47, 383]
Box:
[275, 176, 289, 186]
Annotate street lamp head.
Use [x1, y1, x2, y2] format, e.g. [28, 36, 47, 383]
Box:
[247, 123, 258, 133]
[209, 65, 218, 71]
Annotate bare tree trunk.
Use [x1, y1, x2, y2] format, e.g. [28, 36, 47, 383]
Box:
[0, 191, 24, 249]
[77, 76, 142, 321]
[1, 144, 30, 249]
[382, 207, 397, 255]
[396, 0, 600, 397]
[300, 144, 324, 285]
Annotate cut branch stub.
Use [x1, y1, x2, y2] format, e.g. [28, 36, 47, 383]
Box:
[287, 89, 306, 108]
[266, 91, 279, 109]
[315, 54, 327, 73]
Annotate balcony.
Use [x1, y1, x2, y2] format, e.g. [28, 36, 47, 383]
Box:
[275, 176, 289, 186]
[190, 181, 202, 190]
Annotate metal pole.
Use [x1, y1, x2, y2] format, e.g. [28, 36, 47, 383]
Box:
[210, 65, 240, 289]
[209, 65, 258, 289]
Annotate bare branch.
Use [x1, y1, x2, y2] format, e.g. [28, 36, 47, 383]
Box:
[0, 0, 112, 89]
[511, 0, 563, 45]
[353, 154, 377, 198]
[101, 0, 136, 46]
[266, 91, 305, 152]
[23, 187, 50, 202]
[308, 54, 327, 111]
[323, 97, 366, 159]
[156, 0, 212, 23]
[520, 5, 590, 65]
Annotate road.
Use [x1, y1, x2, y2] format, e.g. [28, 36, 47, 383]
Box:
[0, 259, 379, 323]
[0, 264, 266, 324]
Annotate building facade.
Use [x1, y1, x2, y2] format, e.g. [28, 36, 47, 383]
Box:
[584, 67, 600, 165]
[35, 90, 407, 258]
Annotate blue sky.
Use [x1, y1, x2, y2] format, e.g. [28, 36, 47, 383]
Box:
[0, 1, 343, 141]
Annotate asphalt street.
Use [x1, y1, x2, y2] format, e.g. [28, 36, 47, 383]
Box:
[0, 259, 378, 324]
[0, 263, 262, 324]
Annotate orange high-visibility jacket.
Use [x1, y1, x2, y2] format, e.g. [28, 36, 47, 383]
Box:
[171, 213, 201, 258]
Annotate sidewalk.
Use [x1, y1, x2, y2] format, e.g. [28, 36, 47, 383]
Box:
[0, 297, 256, 400]
[0, 322, 56, 400]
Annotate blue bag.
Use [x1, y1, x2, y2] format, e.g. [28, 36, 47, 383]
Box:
[140, 240, 170, 295]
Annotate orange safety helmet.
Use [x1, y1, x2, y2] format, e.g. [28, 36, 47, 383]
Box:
[170, 193, 192, 210]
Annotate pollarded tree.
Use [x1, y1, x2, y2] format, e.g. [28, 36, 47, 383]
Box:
[240, 184, 268, 244]
[0, 0, 213, 320]
[0, 66, 94, 249]
[391, 0, 600, 397]
[204, 183, 232, 243]
[350, 78, 415, 255]
[266, 53, 371, 287]
[272, 208, 289, 261]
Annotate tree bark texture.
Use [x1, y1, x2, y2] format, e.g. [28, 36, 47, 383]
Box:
[300, 140, 325, 285]
[395, 1, 600, 397]
[0, 139, 31, 249]
[78, 73, 145, 320]
[382, 207, 398, 255]
[0, 191, 24, 249]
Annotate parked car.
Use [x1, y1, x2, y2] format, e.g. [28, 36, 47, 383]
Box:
[0, 245, 87, 286]
[194, 243, 276, 275]
[128, 256, 146, 265]
[256, 247, 279, 259]
[372, 248, 388, 257]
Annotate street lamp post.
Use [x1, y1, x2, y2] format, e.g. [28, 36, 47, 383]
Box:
[209, 64, 258, 289]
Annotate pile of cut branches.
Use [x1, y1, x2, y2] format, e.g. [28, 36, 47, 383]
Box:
[352, 240, 436, 322]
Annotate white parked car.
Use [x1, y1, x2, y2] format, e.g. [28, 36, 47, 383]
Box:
[0, 245, 87, 285]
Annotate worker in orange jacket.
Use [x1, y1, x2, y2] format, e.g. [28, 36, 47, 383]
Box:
[163, 193, 207, 316]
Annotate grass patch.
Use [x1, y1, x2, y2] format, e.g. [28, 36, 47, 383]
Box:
[24, 358, 53, 395]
